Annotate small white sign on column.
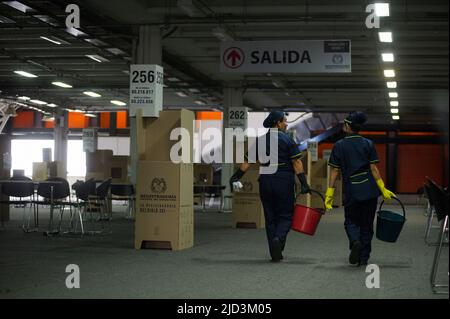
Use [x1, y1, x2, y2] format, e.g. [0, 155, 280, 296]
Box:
[227, 107, 248, 130]
[307, 140, 318, 162]
[129, 64, 164, 117]
[82, 128, 98, 153]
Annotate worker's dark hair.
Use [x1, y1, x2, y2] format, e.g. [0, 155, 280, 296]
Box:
[344, 111, 367, 132]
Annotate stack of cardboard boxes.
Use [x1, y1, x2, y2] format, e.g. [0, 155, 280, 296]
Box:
[135, 109, 194, 251]
[32, 148, 66, 181]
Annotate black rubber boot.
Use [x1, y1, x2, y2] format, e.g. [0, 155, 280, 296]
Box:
[349, 240, 362, 265]
[271, 237, 283, 262]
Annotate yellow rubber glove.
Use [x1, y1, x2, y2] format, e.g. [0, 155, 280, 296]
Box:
[325, 187, 335, 210]
[376, 179, 396, 200]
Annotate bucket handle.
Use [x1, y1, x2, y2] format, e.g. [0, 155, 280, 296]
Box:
[378, 197, 406, 220]
[296, 189, 327, 213]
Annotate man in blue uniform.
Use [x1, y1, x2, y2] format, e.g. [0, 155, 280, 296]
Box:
[325, 111, 396, 266]
[229, 111, 310, 262]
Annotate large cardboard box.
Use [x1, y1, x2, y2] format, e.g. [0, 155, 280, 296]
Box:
[194, 164, 213, 185]
[86, 150, 113, 175]
[137, 109, 195, 162]
[47, 161, 66, 178]
[232, 193, 265, 228]
[135, 161, 193, 250]
[32, 162, 48, 181]
[110, 156, 129, 183]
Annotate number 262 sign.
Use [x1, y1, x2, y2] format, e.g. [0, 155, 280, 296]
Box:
[129, 64, 164, 118]
[228, 107, 248, 129]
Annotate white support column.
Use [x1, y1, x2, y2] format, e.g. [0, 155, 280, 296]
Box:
[130, 25, 162, 185]
[221, 84, 243, 211]
[54, 113, 68, 179]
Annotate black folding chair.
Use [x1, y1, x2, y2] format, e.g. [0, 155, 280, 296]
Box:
[34, 178, 72, 236]
[0, 177, 36, 232]
[428, 180, 449, 295]
[110, 183, 135, 220]
[424, 182, 441, 245]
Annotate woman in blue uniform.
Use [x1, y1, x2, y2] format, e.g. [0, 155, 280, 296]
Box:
[229, 111, 311, 262]
[325, 111, 396, 266]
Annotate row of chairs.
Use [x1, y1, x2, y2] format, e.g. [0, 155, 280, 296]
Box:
[422, 177, 449, 294]
[0, 176, 135, 237]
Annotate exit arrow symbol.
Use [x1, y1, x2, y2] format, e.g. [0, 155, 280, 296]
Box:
[227, 49, 241, 67]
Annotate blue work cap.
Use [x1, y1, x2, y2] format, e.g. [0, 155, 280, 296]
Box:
[344, 111, 367, 128]
[263, 111, 285, 128]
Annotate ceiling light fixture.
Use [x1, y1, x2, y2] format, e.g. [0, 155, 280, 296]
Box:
[387, 81, 397, 89]
[52, 81, 72, 88]
[392, 115, 400, 120]
[388, 92, 398, 98]
[111, 100, 126, 106]
[390, 108, 399, 114]
[378, 32, 393, 43]
[382, 53, 394, 62]
[14, 70, 37, 78]
[40, 36, 61, 45]
[85, 54, 109, 63]
[175, 91, 188, 97]
[374, 3, 390, 17]
[29, 99, 47, 105]
[83, 91, 101, 98]
[47, 103, 57, 107]
[390, 101, 399, 107]
[384, 69, 396, 77]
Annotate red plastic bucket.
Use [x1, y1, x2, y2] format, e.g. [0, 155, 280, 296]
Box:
[291, 190, 326, 236]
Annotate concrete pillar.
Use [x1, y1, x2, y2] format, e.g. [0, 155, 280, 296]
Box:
[130, 25, 162, 185]
[54, 113, 68, 179]
[221, 84, 243, 210]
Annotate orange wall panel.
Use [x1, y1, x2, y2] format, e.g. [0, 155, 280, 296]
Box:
[196, 111, 222, 121]
[44, 120, 55, 128]
[397, 144, 444, 193]
[374, 144, 386, 182]
[116, 111, 127, 129]
[100, 112, 110, 129]
[318, 142, 334, 158]
[12, 111, 34, 128]
[68, 112, 88, 129]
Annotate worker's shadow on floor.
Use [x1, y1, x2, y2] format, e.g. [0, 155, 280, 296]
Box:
[192, 256, 318, 266]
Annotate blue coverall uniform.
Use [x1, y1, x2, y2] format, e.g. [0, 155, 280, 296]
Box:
[247, 130, 303, 255]
[328, 133, 381, 264]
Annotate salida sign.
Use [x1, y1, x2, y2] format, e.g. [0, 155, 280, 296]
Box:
[220, 40, 351, 73]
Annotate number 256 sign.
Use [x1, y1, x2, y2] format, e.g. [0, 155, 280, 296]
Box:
[228, 107, 248, 129]
[129, 64, 164, 118]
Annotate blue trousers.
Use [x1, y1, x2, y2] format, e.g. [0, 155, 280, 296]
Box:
[259, 173, 295, 254]
[344, 198, 378, 263]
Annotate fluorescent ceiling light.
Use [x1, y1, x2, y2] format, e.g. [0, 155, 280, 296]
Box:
[14, 70, 37, 78]
[382, 53, 394, 62]
[378, 32, 393, 43]
[194, 100, 206, 105]
[2, 1, 35, 13]
[390, 108, 399, 114]
[167, 77, 180, 82]
[83, 91, 101, 98]
[272, 80, 284, 88]
[106, 48, 126, 56]
[65, 27, 87, 37]
[188, 88, 200, 93]
[111, 100, 126, 106]
[390, 101, 399, 107]
[17, 96, 30, 101]
[40, 36, 61, 45]
[84, 113, 97, 118]
[52, 81, 72, 88]
[29, 99, 47, 105]
[47, 103, 57, 107]
[386, 81, 397, 89]
[375, 3, 390, 17]
[384, 70, 396, 77]
[392, 115, 400, 120]
[84, 38, 108, 46]
[388, 92, 398, 98]
[175, 91, 188, 97]
[85, 54, 109, 63]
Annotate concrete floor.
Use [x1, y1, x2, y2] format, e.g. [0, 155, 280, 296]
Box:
[0, 202, 448, 299]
